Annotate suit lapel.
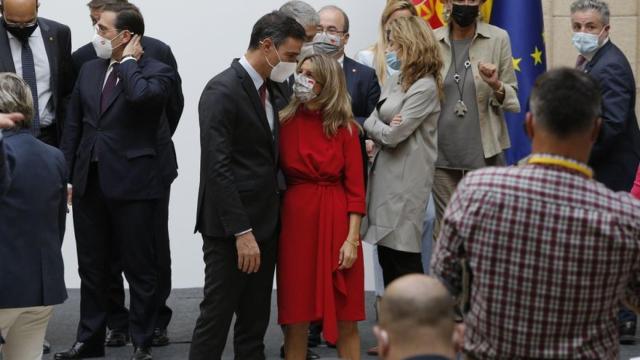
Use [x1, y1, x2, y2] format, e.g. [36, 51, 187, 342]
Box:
[0, 20, 16, 73]
[94, 60, 109, 118]
[100, 61, 127, 117]
[585, 41, 613, 74]
[343, 57, 357, 97]
[232, 61, 273, 142]
[38, 19, 58, 102]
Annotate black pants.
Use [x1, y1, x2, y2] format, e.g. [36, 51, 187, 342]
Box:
[106, 188, 173, 331]
[377, 245, 424, 287]
[73, 165, 160, 347]
[189, 235, 277, 360]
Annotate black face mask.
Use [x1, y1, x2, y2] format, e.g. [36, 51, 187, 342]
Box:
[451, 4, 479, 28]
[2, 18, 39, 42]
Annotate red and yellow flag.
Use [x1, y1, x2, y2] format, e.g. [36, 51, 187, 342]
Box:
[412, 0, 494, 29]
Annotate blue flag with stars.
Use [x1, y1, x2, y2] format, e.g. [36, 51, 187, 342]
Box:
[490, 0, 546, 164]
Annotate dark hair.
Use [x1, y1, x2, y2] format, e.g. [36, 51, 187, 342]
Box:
[529, 68, 601, 137]
[101, 2, 144, 36]
[86, 0, 127, 10]
[319, 5, 350, 33]
[248, 11, 306, 50]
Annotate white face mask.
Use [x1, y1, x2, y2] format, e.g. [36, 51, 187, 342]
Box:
[265, 47, 297, 83]
[293, 73, 317, 103]
[92, 31, 126, 60]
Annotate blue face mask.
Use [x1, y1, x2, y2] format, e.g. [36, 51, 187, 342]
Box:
[572, 28, 605, 55]
[385, 51, 401, 71]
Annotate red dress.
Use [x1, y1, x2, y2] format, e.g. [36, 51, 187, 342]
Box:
[277, 106, 366, 343]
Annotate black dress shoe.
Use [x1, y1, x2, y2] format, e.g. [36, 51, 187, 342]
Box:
[131, 347, 152, 360]
[151, 328, 169, 347]
[620, 321, 637, 345]
[54, 342, 105, 359]
[43, 339, 51, 354]
[105, 328, 129, 347]
[279, 345, 320, 359]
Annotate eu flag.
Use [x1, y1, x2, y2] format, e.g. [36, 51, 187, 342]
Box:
[490, 0, 547, 164]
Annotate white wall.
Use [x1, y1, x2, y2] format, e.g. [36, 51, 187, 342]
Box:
[41, 0, 386, 289]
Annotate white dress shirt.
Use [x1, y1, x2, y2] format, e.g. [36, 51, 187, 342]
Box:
[7, 26, 54, 127]
[238, 56, 274, 133]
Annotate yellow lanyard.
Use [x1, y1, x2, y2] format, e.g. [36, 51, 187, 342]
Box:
[527, 155, 593, 179]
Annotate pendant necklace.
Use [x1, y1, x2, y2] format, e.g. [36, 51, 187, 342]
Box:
[450, 34, 472, 118]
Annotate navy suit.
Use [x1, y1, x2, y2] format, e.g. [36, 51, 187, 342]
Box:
[0, 17, 74, 146]
[60, 56, 178, 347]
[72, 36, 183, 333]
[584, 41, 640, 192]
[0, 130, 67, 309]
[343, 56, 380, 186]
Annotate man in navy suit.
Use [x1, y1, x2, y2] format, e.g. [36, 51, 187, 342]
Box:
[570, 0, 640, 344]
[0, 0, 74, 147]
[0, 73, 67, 360]
[71, 0, 184, 348]
[56, 3, 178, 360]
[318, 5, 380, 187]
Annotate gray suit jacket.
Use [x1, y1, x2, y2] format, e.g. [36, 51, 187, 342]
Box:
[362, 73, 440, 253]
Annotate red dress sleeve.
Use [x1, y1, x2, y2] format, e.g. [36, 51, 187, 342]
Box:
[342, 124, 366, 215]
[631, 165, 640, 200]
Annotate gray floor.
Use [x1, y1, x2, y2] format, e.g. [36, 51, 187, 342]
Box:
[40, 289, 640, 360]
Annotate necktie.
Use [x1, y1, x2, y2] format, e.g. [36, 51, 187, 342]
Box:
[101, 63, 120, 113]
[576, 54, 588, 71]
[20, 39, 40, 136]
[258, 83, 267, 110]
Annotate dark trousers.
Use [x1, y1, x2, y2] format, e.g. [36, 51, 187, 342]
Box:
[189, 235, 277, 360]
[73, 165, 160, 347]
[377, 245, 424, 287]
[106, 188, 173, 331]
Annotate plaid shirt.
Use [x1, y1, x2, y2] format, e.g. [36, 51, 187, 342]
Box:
[431, 163, 640, 359]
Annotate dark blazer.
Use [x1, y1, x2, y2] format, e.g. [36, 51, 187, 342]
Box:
[196, 60, 286, 241]
[585, 41, 640, 191]
[0, 130, 67, 308]
[343, 56, 380, 186]
[72, 36, 184, 136]
[343, 56, 380, 126]
[0, 17, 74, 145]
[60, 57, 178, 200]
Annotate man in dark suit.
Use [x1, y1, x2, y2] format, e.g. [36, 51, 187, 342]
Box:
[56, 3, 178, 360]
[374, 275, 458, 360]
[318, 5, 380, 185]
[190, 11, 304, 360]
[71, 0, 184, 348]
[570, 0, 640, 344]
[0, 0, 73, 147]
[0, 74, 67, 360]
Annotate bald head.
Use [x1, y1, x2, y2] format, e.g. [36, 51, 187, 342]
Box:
[380, 275, 455, 341]
[1, 0, 38, 24]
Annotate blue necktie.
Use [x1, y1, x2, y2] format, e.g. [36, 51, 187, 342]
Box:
[101, 63, 119, 113]
[20, 39, 40, 136]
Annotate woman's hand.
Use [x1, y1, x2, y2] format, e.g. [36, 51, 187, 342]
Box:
[390, 114, 403, 127]
[477, 62, 501, 90]
[365, 139, 377, 161]
[338, 236, 359, 270]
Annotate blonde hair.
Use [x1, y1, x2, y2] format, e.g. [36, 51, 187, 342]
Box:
[279, 54, 359, 137]
[0, 72, 33, 129]
[388, 16, 444, 98]
[370, 0, 417, 86]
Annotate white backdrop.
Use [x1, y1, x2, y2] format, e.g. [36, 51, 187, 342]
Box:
[41, 0, 387, 289]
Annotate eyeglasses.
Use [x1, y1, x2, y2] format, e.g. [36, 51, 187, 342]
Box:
[315, 26, 346, 36]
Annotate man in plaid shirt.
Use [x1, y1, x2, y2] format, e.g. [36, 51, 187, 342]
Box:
[431, 68, 640, 359]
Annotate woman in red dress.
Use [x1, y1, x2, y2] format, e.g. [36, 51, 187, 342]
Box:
[278, 53, 366, 360]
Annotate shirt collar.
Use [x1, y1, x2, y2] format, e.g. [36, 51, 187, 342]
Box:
[239, 55, 264, 91]
[337, 55, 345, 68]
[437, 21, 491, 46]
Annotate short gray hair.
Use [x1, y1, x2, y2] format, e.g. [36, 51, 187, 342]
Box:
[279, 1, 319, 29]
[570, 0, 610, 25]
[0, 72, 33, 130]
